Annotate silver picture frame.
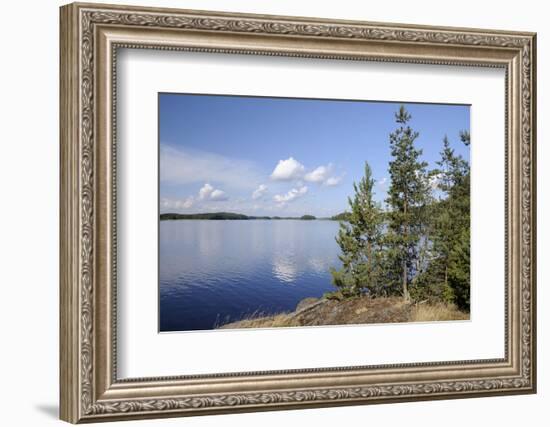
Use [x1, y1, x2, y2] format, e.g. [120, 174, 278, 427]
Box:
[60, 2, 537, 422]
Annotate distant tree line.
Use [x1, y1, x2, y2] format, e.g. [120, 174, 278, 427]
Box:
[160, 212, 317, 220]
[330, 105, 470, 311]
[161, 212, 251, 220]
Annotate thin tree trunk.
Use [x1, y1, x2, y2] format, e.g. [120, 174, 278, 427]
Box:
[403, 197, 410, 301]
[366, 240, 372, 279]
[402, 260, 409, 301]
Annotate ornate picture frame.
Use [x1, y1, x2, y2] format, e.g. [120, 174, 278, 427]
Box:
[60, 2, 536, 423]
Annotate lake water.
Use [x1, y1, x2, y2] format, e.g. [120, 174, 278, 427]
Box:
[159, 220, 341, 332]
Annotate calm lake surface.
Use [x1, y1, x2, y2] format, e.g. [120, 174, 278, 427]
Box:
[159, 220, 341, 332]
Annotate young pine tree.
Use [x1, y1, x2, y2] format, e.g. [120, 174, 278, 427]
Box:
[437, 137, 459, 282]
[330, 162, 383, 298]
[448, 226, 470, 309]
[447, 131, 471, 309]
[428, 132, 470, 307]
[385, 105, 430, 301]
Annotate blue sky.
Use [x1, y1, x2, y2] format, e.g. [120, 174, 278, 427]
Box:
[159, 93, 470, 217]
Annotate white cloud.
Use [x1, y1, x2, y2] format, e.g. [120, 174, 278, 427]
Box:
[304, 163, 342, 186]
[198, 183, 214, 200]
[161, 196, 194, 210]
[182, 197, 194, 208]
[198, 183, 228, 201]
[429, 173, 443, 190]
[377, 177, 388, 186]
[270, 157, 305, 181]
[252, 184, 268, 200]
[160, 145, 263, 190]
[304, 165, 331, 183]
[273, 185, 308, 204]
[210, 189, 228, 201]
[325, 176, 342, 186]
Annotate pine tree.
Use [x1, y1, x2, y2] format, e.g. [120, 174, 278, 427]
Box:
[435, 136, 459, 293]
[330, 162, 383, 298]
[428, 133, 470, 307]
[385, 105, 430, 301]
[448, 227, 470, 308]
[448, 131, 471, 309]
[328, 108, 470, 311]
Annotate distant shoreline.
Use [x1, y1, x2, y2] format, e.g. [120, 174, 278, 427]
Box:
[160, 212, 346, 221]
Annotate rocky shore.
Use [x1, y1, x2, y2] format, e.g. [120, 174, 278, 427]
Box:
[218, 295, 468, 329]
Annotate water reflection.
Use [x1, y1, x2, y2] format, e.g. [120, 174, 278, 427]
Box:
[159, 220, 341, 331]
[272, 256, 299, 283]
[308, 257, 330, 275]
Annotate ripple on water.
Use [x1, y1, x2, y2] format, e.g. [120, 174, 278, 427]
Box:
[159, 220, 341, 332]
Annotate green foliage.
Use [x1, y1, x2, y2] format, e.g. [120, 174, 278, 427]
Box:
[459, 130, 471, 146]
[330, 162, 385, 297]
[409, 132, 470, 309]
[331, 107, 470, 312]
[448, 227, 470, 309]
[384, 105, 430, 301]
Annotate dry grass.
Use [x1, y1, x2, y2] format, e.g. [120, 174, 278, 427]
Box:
[411, 302, 469, 322]
[218, 312, 299, 329]
[218, 298, 469, 330]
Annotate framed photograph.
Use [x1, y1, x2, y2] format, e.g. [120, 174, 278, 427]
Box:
[60, 2, 537, 423]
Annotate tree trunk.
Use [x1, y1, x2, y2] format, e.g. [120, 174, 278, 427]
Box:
[402, 260, 410, 301]
[402, 197, 410, 301]
[366, 240, 372, 278]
